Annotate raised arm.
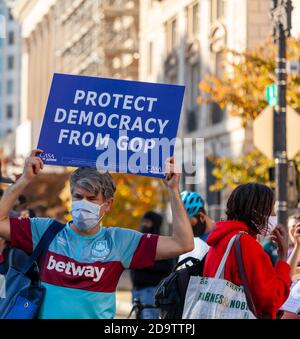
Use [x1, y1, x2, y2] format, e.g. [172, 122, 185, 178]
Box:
[155, 157, 194, 260]
[0, 149, 44, 240]
[287, 223, 300, 280]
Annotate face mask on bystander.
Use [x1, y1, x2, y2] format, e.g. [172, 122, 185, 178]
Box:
[264, 215, 278, 236]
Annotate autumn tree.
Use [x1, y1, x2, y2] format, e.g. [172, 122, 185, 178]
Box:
[102, 173, 168, 230]
[199, 37, 300, 123]
[199, 37, 300, 194]
[209, 150, 274, 192]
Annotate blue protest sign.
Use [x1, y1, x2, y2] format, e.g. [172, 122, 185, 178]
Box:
[37, 73, 185, 178]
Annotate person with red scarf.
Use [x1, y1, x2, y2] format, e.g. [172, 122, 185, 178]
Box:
[203, 183, 290, 319]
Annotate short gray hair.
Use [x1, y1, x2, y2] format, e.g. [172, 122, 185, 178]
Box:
[70, 167, 116, 200]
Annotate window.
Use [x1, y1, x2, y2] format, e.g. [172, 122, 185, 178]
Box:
[7, 79, 13, 94]
[171, 19, 177, 49]
[186, 63, 200, 132]
[210, 51, 225, 124]
[205, 158, 221, 218]
[217, 0, 227, 19]
[8, 10, 13, 21]
[211, 0, 226, 23]
[147, 41, 153, 75]
[165, 17, 178, 54]
[192, 3, 199, 35]
[7, 55, 14, 70]
[211, 101, 224, 124]
[168, 74, 177, 85]
[190, 63, 199, 107]
[215, 50, 224, 78]
[187, 2, 199, 39]
[8, 31, 14, 45]
[6, 104, 13, 119]
[186, 109, 198, 132]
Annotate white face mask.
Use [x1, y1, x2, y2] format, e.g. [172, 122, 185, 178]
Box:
[265, 215, 278, 236]
[71, 199, 106, 231]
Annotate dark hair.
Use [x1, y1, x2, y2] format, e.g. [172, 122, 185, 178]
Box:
[199, 205, 207, 216]
[192, 215, 207, 237]
[18, 194, 27, 205]
[28, 209, 36, 218]
[142, 211, 163, 234]
[226, 183, 274, 234]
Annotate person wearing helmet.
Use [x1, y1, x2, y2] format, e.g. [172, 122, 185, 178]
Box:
[178, 191, 214, 262]
[180, 191, 214, 241]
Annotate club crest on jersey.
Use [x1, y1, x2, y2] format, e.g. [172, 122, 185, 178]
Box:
[91, 240, 110, 259]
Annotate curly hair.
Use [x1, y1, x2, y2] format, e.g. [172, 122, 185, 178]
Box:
[226, 183, 274, 234]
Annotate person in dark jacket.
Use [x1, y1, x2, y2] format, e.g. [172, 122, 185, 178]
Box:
[130, 211, 174, 319]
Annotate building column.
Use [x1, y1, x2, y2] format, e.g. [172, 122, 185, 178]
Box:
[28, 34, 35, 123]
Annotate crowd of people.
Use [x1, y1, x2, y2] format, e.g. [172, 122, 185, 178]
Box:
[0, 149, 300, 319]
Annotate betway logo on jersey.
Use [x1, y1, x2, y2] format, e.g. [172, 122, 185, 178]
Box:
[46, 255, 105, 282]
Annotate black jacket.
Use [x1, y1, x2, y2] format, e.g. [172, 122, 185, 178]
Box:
[132, 211, 174, 289]
[130, 258, 174, 289]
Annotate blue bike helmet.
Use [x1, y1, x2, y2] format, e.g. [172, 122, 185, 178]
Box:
[180, 191, 204, 218]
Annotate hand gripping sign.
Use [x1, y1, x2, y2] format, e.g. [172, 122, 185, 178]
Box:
[37, 73, 185, 178]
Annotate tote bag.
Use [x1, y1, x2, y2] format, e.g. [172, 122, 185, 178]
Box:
[182, 232, 257, 319]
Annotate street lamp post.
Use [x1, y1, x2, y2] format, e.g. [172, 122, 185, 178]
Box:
[270, 0, 293, 227]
